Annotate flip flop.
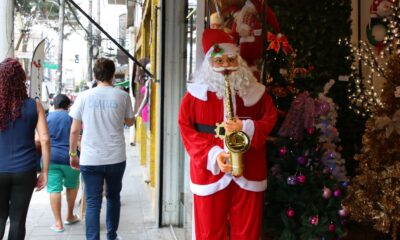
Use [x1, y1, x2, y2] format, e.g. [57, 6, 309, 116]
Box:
[64, 215, 80, 225]
[50, 225, 65, 233]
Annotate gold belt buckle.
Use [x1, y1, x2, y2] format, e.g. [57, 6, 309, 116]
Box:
[214, 122, 225, 140]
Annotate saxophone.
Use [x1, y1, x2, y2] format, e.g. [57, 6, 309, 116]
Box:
[223, 72, 250, 177]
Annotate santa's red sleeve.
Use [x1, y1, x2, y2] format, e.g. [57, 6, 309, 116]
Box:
[250, 93, 277, 148]
[178, 93, 220, 171]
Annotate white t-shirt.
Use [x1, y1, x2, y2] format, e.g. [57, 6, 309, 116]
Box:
[69, 86, 134, 166]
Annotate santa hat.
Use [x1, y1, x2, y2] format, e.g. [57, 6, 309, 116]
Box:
[202, 29, 238, 57]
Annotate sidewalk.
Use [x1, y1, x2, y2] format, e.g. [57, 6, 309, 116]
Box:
[4, 130, 175, 240]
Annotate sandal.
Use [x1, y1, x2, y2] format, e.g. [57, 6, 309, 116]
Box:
[64, 214, 80, 225]
[50, 225, 65, 232]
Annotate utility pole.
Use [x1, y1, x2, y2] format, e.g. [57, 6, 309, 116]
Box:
[96, 0, 101, 47]
[87, 0, 93, 82]
[57, 0, 66, 94]
[0, 0, 14, 59]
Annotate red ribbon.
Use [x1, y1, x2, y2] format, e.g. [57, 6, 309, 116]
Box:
[267, 32, 293, 55]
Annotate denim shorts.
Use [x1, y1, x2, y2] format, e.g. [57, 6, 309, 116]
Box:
[47, 163, 80, 193]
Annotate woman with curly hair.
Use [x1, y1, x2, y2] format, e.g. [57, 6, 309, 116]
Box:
[0, 58, 50, 240]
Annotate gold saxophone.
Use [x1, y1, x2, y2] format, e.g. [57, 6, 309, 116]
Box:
[223, 73, 250, 177]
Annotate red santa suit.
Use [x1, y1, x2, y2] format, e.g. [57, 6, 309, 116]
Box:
[231, 0, 280, 68]
[178, 29, 277, 240]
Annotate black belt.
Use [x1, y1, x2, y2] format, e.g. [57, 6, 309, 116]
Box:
[194, 123, 225, 136]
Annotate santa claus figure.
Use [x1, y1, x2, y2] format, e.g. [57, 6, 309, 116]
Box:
[178, 29, 277, 240]
[367, 0, 396, 50]
[370, 0, 395, 18]
[232, 0, 280, 68]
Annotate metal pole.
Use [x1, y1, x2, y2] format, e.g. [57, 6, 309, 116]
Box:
[57, 0, 66, 94]
[68, 0, 153, 78]
[0, 0, 14, 59]
[261, 0, 268, 85]
[154, 6, 159, 81]
[189, 9, 194, 77]
[87, 0, 93, 82]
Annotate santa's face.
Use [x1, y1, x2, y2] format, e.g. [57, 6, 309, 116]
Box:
[210, 13, 223, 29]
[211, 22, 223, 29]
[376, 0, 394, 17]
[211, 54, 239, 73]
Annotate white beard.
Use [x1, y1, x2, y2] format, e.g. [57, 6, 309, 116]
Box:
[235, 0, 257, 33]
[191, 56, 258, 99]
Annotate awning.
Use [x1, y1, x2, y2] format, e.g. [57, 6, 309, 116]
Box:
[114, 80, 130, 88]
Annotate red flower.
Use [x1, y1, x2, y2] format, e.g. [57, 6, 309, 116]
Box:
[213, 44, 221, 53]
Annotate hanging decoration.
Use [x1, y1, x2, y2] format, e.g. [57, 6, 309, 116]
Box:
[340, 0, 400, 116]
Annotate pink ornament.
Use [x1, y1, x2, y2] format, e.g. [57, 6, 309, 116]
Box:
[329, 223, 335, 232]
[322, 187, 332, 199]
[309, 215, 319, 226]
[339, 207, 348, 217]
[279, 146, 288, 157]
[297, 174, 307, 185]
[318, 101, 331, 115]
[286, 208, 295, 218]
[333, 188, 342, 198]
[307, 127, 316, 135]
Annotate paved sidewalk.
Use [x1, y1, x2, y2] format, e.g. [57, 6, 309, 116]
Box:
[4, 130, 176, 240]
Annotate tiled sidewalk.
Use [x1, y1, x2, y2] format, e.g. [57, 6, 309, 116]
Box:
[4, 130, 176, 240]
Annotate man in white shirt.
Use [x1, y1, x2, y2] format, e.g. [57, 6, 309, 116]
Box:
[69, 58, 135, 240]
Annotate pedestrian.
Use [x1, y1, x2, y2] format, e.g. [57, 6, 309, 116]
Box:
[178, 29, 277, 239]
[46, 94, 80, 233]
[0, 58, 50, 240]
[69, 58, 135, 240]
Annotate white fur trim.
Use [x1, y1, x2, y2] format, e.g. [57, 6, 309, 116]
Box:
[207, 146, 224, 175]
[242, 119, 255, 141]
[187, 82, 264, 107]
[190, 174, 232, 196]
[234, 176, 268, 192]
[240, 36, 255, 43]
[238, 24, 252, 37]
[187, 83, 209, 101]
[239, 29, 262, 43]
[245, 0, 256, 10]
[206, 43, 239, 58]
[190, 173, 267, 196]
[242, 82, 265, 107]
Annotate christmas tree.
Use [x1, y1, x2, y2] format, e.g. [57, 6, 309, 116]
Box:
[343, 3, 400, 239]
[265, 88, 348, 240]
[269, 0, 363, 177]
[316, 80, 348, 182]
[258, 6, 351, 237]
